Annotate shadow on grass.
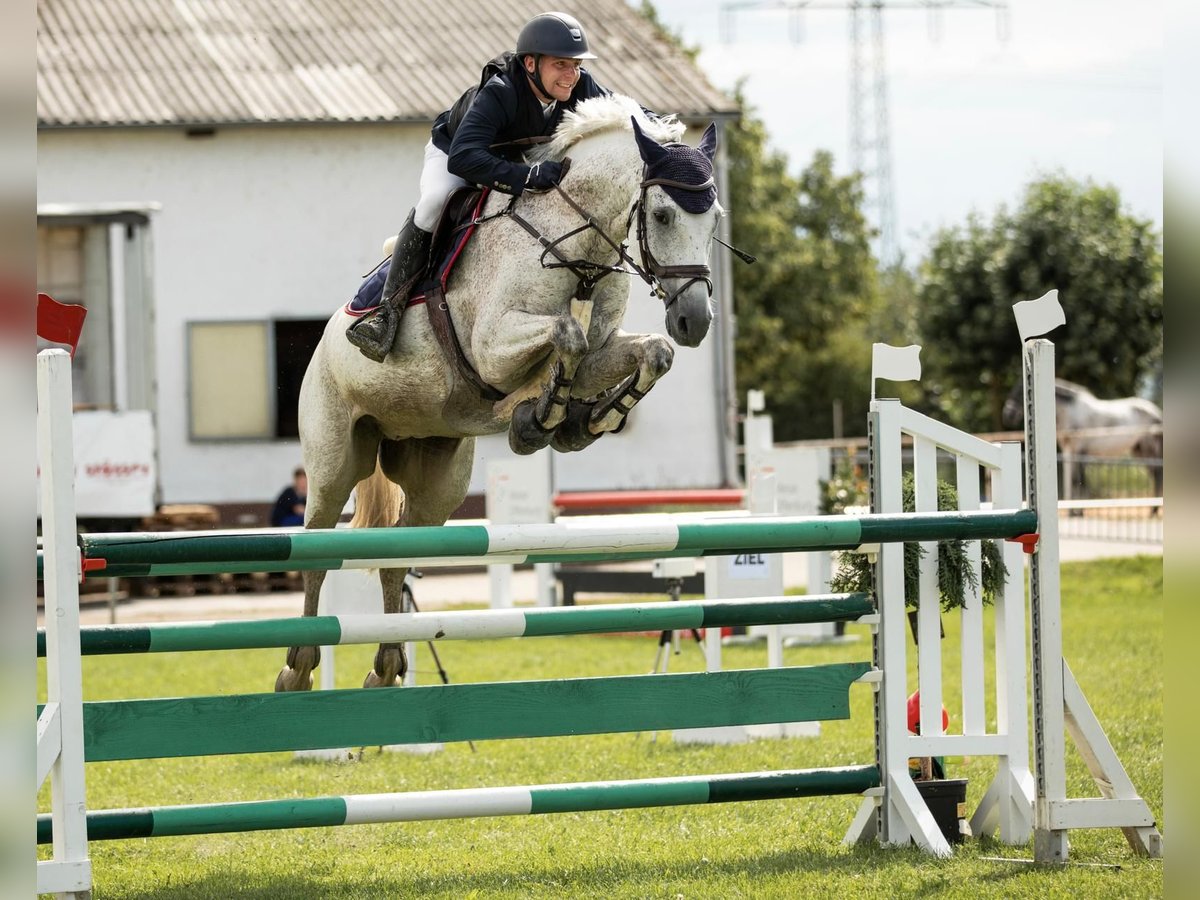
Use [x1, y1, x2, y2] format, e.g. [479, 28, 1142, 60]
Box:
[96, 840, 1064, 900]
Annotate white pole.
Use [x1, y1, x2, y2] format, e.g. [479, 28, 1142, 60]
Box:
[37, 350, 92, 898]
[489, 564, 514, 609]
[1026, 339, 1069, 863]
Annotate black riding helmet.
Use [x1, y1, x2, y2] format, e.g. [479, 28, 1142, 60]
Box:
[516, 12, 597, 100]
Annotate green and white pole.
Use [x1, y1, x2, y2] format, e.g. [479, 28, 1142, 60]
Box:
[39, 766, 881, 843]
[37, 594, 874, 657]
[58, 509, 1038, 579]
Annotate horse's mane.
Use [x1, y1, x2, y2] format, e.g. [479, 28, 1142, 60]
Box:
[527, 94, 686, 163]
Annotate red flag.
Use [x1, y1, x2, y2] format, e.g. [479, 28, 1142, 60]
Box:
[36, 293, 87, 357]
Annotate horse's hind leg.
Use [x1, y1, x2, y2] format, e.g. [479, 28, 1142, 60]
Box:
[364, 435, 476, 688]
[277, 363, 381, 690]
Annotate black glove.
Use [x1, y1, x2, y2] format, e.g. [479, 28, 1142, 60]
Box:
[524, 160, 565, 193]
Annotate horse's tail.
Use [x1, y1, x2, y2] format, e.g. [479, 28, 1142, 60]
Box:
[349, 456, 404, 529]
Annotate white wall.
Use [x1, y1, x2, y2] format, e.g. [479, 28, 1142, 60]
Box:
[37, 123, 730, 506]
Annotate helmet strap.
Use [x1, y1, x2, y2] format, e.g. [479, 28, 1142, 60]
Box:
[523, 54, 553, 103]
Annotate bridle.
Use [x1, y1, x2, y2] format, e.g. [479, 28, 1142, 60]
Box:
[482, 159, 720, 306]
[628, 173, 716, 308]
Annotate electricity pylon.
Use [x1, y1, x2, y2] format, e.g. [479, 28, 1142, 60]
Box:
[720, 1, 1009, 266]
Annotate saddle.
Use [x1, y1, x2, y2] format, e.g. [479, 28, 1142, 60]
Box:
[422, 186, 489, 295]
[347, 187, 487, 316]
[345, 187, 503, 400]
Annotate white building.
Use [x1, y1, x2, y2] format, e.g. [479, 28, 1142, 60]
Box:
[37, 0, 740, 522]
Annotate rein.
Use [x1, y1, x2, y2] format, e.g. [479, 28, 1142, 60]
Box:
[476, 159, 713, 307]
[470, 157, 755, 308]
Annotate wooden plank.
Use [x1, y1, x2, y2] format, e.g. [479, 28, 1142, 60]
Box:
[81, 663, 871, 762]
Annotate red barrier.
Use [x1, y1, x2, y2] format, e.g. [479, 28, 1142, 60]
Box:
[553, 489, 744, 511]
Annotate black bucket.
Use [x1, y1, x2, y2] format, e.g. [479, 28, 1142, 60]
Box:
[915, 778, 969, 844]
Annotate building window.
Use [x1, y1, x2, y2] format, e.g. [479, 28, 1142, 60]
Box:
[273, 320, 327, 438]
[187, 319, 326, 440]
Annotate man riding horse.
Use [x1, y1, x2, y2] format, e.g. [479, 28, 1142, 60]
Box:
[348, 11, 635, 362]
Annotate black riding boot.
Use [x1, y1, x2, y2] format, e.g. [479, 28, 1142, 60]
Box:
[347, 210, 432, 362]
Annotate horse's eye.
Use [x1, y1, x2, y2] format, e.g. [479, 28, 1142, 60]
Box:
[653, 209, 671, 225]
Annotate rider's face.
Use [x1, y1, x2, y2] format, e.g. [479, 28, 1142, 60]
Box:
[525, 55, 582, 103]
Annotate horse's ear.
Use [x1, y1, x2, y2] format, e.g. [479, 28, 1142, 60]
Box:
[698, 123, 717, 162]
[631, 117, 667, 166]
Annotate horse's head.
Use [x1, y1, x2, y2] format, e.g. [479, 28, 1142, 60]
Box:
[631, 118, 720, 348]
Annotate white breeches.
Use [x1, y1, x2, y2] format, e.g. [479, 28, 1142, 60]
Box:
[414, 141, 469, 233]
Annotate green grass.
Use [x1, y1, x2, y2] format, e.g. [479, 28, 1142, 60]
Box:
[39, 557, 1163, 898]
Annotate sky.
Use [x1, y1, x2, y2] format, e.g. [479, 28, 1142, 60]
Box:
[641, 0, 1164, 264]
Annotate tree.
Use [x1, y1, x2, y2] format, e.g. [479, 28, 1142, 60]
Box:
[726, 93, 881, 440]
[917, 175, 1163, 431]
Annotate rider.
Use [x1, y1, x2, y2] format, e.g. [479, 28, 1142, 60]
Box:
[347, 11, 615, 362]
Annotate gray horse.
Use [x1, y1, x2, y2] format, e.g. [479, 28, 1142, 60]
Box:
[1002, 377, 1163, 498]
[277, 95, 724, 691]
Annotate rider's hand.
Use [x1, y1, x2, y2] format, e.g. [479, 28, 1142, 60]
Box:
[524, 160, 565, 193]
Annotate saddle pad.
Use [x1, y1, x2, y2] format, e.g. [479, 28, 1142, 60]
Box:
[346, 260, 391, 315]
[344, 189, 490, 317]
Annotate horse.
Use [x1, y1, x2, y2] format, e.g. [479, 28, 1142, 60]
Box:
[276, 95, 725, 692]
[1001, 378, 1163, 498]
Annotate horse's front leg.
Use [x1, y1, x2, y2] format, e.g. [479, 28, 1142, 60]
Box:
[480, 307, 590, 455]
[551, 329, 674, 453]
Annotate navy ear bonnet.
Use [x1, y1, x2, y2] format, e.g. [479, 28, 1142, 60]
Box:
[646, 144, 717, 214]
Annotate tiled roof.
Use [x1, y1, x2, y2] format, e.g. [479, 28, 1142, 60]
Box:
[37, 0, 737, 127]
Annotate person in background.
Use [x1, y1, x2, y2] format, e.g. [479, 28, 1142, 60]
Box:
[271, 467, 307, 527]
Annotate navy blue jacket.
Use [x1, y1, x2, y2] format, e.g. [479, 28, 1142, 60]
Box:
[432, 53, 609, 195]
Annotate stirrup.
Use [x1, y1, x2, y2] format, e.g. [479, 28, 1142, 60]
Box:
[346, 305, 398, 363]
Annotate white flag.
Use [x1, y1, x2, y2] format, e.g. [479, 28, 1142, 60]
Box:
[871, 343, 922, 395]
[1012, 289, 1066, 341]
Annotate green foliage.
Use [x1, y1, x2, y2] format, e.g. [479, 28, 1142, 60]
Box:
[917, 174, 1163, 431]
[818, 454, 869, 515]
[829, 472, 1006, 611]
[637, 2, 700, 61]
[727, 89, 883, 441]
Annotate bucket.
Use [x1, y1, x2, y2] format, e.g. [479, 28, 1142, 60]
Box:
[914, 778, 970, 844]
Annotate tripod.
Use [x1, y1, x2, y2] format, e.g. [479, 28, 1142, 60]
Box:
[647, 576, 706, 743]
[650, 576, 706, 674]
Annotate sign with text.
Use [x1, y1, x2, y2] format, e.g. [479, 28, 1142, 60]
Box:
[727, 552, 771, 579]
[485, 451, 552, 525]
[36, 410, 157, 518]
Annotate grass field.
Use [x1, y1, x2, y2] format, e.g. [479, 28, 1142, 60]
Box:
[39, 556, 1163, 899]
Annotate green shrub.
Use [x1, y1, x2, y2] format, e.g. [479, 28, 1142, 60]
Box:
[828, 471, 1007, 611]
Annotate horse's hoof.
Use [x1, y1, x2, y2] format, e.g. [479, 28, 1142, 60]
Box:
[550, 400, 601, 453]
[363, 669, 403, 688]
[275, 666, 314, 692]
[509, 398, 555, 455]
[364, 644, 407, 687]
